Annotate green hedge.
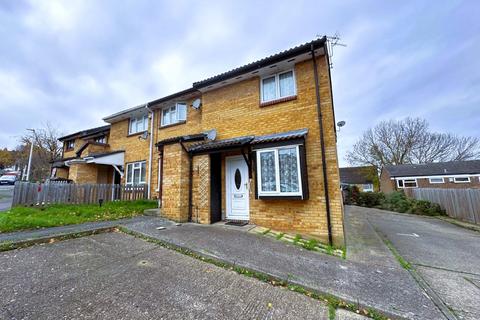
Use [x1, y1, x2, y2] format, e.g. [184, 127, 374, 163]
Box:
[343, 186, 445, 216]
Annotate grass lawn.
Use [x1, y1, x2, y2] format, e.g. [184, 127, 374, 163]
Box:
[0, 200, 157, 233]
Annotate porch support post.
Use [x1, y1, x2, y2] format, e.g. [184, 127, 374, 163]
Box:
[241, 146, 252, 179]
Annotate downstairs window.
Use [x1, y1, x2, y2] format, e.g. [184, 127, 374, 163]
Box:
[126, 161, 146, 185]
[256, 145, 305, 198]
[397, 178, 417, 188]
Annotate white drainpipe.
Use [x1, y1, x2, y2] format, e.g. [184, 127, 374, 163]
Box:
[146, 103, 154, 199]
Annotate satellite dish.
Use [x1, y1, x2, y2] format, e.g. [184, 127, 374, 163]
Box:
[138, 131, 149, 140]
[205, 129, 217, 141]
[192, 98, 202, 109]
[337, 121, 346, 127]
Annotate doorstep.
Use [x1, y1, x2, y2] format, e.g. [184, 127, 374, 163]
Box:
[211, 220, 257, 232]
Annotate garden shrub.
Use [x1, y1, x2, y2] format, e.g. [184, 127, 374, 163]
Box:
[347, 189, 444, 216]
[342, 186, 360, 205]
[382, 191, 411, 213]
[357, 192, 384, 207]
[410, 199, 445, 216]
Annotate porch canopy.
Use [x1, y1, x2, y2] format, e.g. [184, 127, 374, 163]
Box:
[65, 150, 125, 176]
[83, 150, 125, 166]
[188, 128, 308, 154]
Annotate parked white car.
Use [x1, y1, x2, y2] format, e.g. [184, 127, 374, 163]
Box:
[0, 175, 17, 185]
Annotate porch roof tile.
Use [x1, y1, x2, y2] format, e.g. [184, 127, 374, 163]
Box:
[188, 128, 308, 154]
[251, 128, 308, 145]
[188, 136, 254, 153]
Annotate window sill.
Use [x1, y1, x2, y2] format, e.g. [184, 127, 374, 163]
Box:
[260, 95, 297, 107]
[159, 121, 186, 130]
[258, 195, 304, 200]
[127, 131, 147, 138]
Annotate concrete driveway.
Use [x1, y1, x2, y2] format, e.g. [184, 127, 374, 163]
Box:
[0, 232, 331, 320]
[0, 185, 13, 211]
[353, 206, 480, 320]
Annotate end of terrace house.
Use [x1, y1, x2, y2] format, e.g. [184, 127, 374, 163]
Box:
[51, 37, 345, 246]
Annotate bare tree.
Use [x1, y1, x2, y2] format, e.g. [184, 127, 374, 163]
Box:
[346, 117, 480, 169]
[17, 122, 64, 181]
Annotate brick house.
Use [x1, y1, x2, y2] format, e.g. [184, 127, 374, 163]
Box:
[380, 160, 480, 193]
[52, 125, 118, 184]
[339, 166, 378, 192]
[52, 37, 345, 245]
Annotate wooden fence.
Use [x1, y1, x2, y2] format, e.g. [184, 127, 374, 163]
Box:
[12, 182, 148, 207]
[406, 188, 480, 224]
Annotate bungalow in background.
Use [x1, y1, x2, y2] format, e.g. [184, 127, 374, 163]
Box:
[380, 160, 480, 193]
[339, 166, 378, 192]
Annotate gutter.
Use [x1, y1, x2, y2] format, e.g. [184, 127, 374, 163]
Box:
[311, 44, 333, 246]
[146, 103, 154, 199]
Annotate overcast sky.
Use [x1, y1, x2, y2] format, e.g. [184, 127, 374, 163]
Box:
[0, 0, 479, 166]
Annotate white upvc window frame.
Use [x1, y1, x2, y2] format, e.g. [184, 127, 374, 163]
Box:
[362, 184, 374, 192]
[160, 102, 187, 127]
[66, 140, 75, 150]
[429, 177, 444, 184]
[256, 145, 302, 197]
[129, 115, 149, 135]
[396, 178, 418, 188]
[454, 176, 470, 183]
[125, 161, 146, 185]
[94, 136, 107, 144]
[260, 69, 297, 103]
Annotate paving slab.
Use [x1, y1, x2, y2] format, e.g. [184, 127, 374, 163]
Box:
[335, 309, 371, 320]
[344, 206, 400, 269]
[122, 216, 444, 319]
[0, 232, 329, 319]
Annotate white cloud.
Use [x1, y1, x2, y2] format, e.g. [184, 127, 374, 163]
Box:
[23, 0, 87, 33]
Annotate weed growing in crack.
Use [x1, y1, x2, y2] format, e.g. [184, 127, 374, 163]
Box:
[293, 234, 302, 244]
[302, 239, 318, 251]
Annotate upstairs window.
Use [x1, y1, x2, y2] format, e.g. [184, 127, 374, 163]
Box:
[256, 145, 302, 196]
[94, 136, 107, 144]
[126, 161, 146, 185]
[161, 103, 187, 127]
[129, 115, 148, 135]
[261, 70, 296, 103]
[65, 140, 75, 150]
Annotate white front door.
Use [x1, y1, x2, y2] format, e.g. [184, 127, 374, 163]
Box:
[226, 156, 250, 220]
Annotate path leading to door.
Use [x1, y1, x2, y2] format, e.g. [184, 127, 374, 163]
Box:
[361, 206, 480, 320]
[123, 216, 444, 319]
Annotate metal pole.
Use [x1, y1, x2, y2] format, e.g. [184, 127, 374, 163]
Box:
[25, 129, 35, 181]
[145, 103, 154, 199]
